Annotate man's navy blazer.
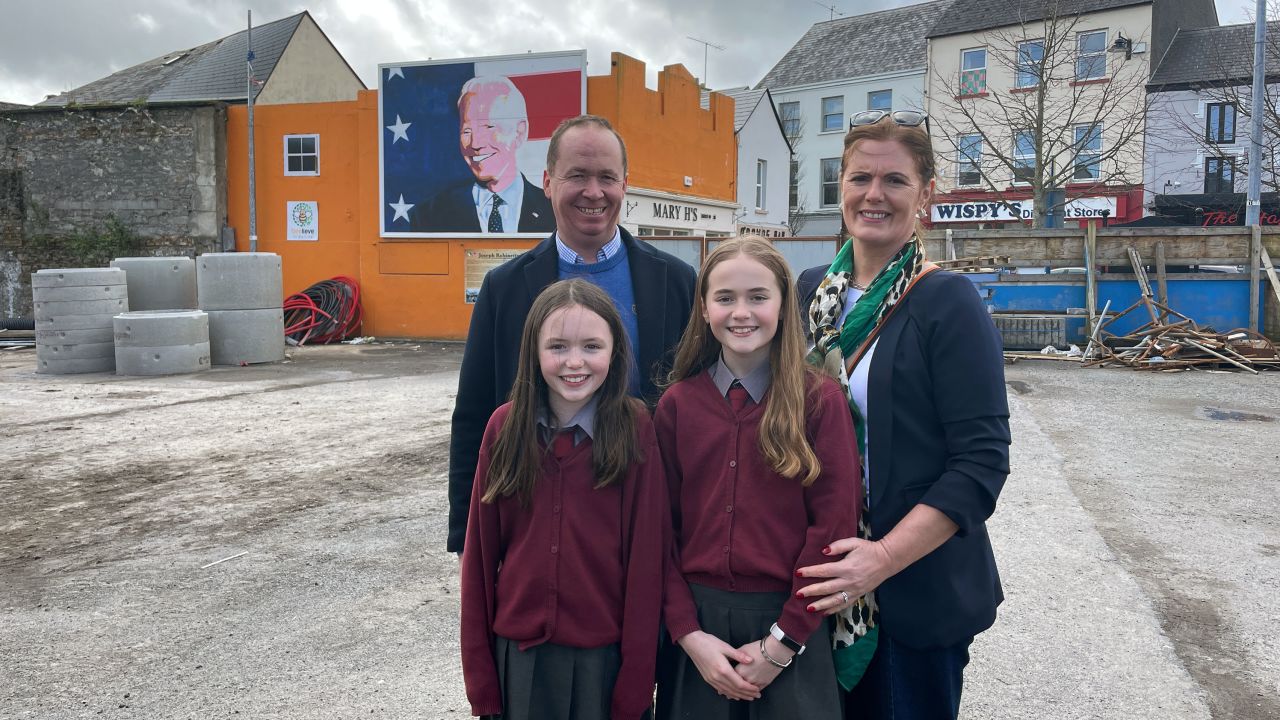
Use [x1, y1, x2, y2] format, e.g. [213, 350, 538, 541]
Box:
[446, 228, 696, 552]
[798, 265, 1011, 649]
[409, 175, 555, 233]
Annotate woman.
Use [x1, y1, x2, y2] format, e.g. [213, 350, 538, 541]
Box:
[794, 110, 1011, 719]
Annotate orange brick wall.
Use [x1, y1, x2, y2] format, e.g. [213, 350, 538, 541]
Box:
[226, 56, 734, 339]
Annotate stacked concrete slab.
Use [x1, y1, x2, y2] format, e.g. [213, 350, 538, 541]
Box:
[197, 253, 284, 365]
[32, 268, 129, 374]
[110, 257, 197, 311]
[114, 310, 211, 375]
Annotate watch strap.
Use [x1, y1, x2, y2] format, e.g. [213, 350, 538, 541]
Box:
[769, 622, 806, 655]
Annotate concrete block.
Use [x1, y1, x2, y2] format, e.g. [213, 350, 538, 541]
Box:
[207, 308, 284, 365]
[36, 341, 116, 361]
[35, 327, 116, 344]
[110, 257, 197, 310]
[34, 313, 118, 331]
[115, 342, 211, 376]
[32, 267, 127, 289]
[32, 284, 129, 302]
[114, 310, 209, 347]
[34, 297, 129, 322]
[197, 253, 283, 311]
[36, 355, 116, 375]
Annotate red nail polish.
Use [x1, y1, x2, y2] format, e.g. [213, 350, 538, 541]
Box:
[822, 546, 831, 555]
[795, 570, 804, 578]
[806, 605, 816, 613]
[795, 590, 804, 598]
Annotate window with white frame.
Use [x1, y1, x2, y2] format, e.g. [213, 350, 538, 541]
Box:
[1076, 30, 1107, 80]
[960, 48, 987, 94]
[868, 90, 892, 111]
[1013, 130, 1035, 184]
[284, 134, 320, 176]
[779, 101, 801, 138]
[1073, 124, 1102, 180]
[1206, 103, 1236, 144]
[1016, 40, 1044, 88]
[957, 134, 983, 186]
[755, 159, 768, 210]
[821, 96, 844, 132]
[821, 157, 840, 207]
[1204, 157, 1235, 193]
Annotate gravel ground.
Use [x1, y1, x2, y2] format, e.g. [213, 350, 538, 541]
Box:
[1, 345, 1276, 719]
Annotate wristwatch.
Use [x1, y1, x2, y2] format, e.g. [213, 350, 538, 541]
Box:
[769, 623, 806, 655]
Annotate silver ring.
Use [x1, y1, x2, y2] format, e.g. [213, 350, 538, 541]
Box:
[838, 590, 851, 605]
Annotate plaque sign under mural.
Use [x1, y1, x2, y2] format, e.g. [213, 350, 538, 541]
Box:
[463, 248, 526, 304]
[287, 201, 319, 241]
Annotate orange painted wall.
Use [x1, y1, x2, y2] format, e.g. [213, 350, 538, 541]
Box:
[589, 53, 736, 203]
[226, 57, 733, 339]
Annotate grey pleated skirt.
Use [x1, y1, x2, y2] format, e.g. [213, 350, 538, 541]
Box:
[484, 636, 653, 720]
[655, 584, 842, 720]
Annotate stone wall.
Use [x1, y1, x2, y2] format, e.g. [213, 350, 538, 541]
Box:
[0, 103, 227, 318]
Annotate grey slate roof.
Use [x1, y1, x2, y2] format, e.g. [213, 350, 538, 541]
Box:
[37, 12, 305, 107]
[1149, 22, 1280, 88]
[700, 86, 766, 131]
[927, 0, 1150, 38]
[0, 101, 29, 110]
[756, 0, 953, 90]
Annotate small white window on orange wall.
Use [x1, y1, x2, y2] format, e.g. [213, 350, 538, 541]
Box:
[284, 134, 320, 176]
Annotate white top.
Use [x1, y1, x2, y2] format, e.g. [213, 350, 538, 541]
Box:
[837, 288, 877, 502]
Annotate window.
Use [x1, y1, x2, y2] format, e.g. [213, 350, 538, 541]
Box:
[789, 159, 800, 209]
[960, 48, 987, 94]
[284, 134, 319, 175]
[1076, 30, 1107, 80]
[755, 160, 768, 210]
[821, 157, 840, 207]
[868, 90, 892, 111]
[1013, 130, 1035, 184]
[957, 134, 982, 186]
[1205, 157, 1236, 193]
[1206, 103, 1237, 144]
[1073, 124, 1102, 180]
[779, 101, 801, 138]
[821, 96, 844, 132]
[1016, 40, 1044, 88]
[637, 226, 692, 237]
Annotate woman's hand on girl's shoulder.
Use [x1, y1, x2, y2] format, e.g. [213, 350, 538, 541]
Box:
[676, 630, 762, 701]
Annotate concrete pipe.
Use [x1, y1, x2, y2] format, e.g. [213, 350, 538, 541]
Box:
[207, 307, 285, 365]
[32, 284, 129, 302]
[36, 341, 116, 361]
[114, 310, 209, 347]
[31, 267, 127, 289]
[35, 327, 116, 344]
[114, 342, 211, 376]
[196, 253, 283, 311]
[34, 298, 129, 323]
[110, 257, 197, 311]
[37, 355, 115, 375]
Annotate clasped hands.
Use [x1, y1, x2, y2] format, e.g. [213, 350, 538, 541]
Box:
[676, 630, 792, 701]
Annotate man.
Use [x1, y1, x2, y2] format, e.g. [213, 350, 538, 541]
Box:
[410, 76, 555, 233]
[446, 115, 697, 553]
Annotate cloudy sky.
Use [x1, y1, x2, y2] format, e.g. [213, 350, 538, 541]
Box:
[0, 0, 1258, 105]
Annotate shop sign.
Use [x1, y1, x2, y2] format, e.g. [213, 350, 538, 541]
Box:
[623, 191, 734, 234]
[932, 197, 1117, 223]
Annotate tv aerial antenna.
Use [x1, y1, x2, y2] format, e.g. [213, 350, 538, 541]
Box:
[686, 36, 726, 88]
[812, 1, 844, 20]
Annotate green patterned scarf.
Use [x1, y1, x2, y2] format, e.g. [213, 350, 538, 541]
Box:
[805, 235, 928, 690]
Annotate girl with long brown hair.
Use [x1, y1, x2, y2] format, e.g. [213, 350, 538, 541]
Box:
[460, 279, 668, 720]
[654, 236, 861, 720]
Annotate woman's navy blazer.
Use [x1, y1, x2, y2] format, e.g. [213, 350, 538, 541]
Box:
[798, 265, 1011, 649]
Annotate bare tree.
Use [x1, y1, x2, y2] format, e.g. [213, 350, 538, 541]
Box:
[780, 103, 811, 235]
[929, 0, 1150, 227]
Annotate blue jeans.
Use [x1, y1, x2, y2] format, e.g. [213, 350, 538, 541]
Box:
[844, 633, 972, 720]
